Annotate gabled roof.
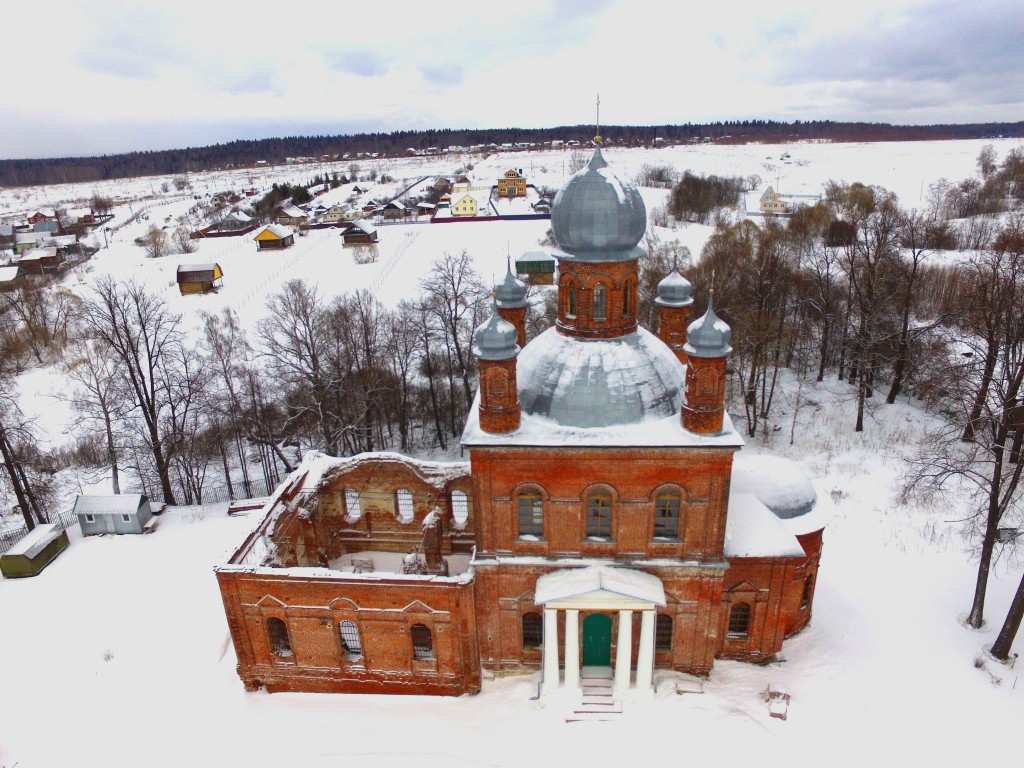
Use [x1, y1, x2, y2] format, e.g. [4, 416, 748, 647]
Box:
[276, 203, 307, 219]
[0, 265, 23, 282]
[73, 494, 147, 515]
[344, 219, 377, 235]
[177, 263, 220, 274]
[535, 565, 666, 606]
[255, 224, 294, 240]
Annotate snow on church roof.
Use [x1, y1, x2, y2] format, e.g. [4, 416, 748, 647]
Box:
[724, 493, 806, 558]
[534, 564, 666, 605]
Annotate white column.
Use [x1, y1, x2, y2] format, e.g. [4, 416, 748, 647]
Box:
[564, 609, 580, 692]
[635, 610, 656, 692]
[613, 609, 633, 695]
[542, 607, 560, 695]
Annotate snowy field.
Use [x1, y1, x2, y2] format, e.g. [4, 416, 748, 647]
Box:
[1, 138, 1024, 766]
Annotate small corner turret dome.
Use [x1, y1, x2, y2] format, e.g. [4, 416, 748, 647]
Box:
[655, 271, 694, 307]
[473, 310, 519, 360]
[551, 147, 647, 258]
[495, 269, 528, 307]
[684, 295, 732, 358]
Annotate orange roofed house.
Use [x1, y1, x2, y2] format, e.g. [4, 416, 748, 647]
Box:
[216, 144, 830, 701]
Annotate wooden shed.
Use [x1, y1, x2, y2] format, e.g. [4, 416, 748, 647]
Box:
[74, 494, 156, 536]
[341, 220, 379, 246]
[254, 225, 295, 251]
[0, 524, 69, 578]
[177, 263, 223, 294]
[516, 250, 556, 285]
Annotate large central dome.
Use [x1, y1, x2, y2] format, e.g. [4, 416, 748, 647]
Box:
[550, 146, 647, 261]
[516, 327, 683, 428]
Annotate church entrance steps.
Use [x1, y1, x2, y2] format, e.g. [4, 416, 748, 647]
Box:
[568, 666, 622, 722]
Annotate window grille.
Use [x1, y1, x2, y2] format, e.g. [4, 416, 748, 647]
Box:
[411, 624, 434, 660]
[728, 603, 751, 638]
[339, 620, 362, 658]
[522, 613, 543, 649]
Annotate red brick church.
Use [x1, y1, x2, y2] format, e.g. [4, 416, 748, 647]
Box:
[216, 143, 829, 700]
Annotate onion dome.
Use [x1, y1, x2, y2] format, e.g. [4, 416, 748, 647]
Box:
[684, 294, 732, 359]
[655, 270, 694, 307]
[473, 305, 519, 360]
[495, 260, 528, 308]
[550, 146, 647, 261]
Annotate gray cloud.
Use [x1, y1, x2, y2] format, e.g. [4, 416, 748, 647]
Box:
[770, 1, 1024, 88]
[325, 50, 390, 78]
[76, 13, 179, 80]
[418, 62, 464, 86]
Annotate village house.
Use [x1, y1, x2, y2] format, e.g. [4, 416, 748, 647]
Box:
[340, 219, 378, 246]
[176, 263, 224, 295]
[497, 168, 528, 198]
[15, 246, 63, 275]
[217, 144, 828, 704]
[759, 186, 789, 215]
[254, 225, 296, 251]
[274, 203, 308, 228]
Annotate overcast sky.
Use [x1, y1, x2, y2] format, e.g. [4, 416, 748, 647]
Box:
[2, 0, 1022, 161]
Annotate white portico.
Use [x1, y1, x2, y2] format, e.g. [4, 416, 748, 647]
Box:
[535, 565, 666, 699]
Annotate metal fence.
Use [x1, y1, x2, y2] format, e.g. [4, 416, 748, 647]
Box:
[0, 477, 276, 555]
[0, 507, 79, 555]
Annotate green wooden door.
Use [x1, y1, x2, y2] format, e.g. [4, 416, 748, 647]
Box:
[582, 613, 612, 666]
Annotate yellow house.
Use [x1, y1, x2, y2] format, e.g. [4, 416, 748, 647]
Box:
[176, 263, 224, 294]
[254, 225, 296, 250]
[451, 193, 480, 217]
[497, 168, 527, 197]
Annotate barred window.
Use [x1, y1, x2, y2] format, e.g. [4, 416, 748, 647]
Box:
[801, 575, 814, 610]
[451, 490, 469, 527]
[396, 489, 414, 523]
[728, 603, 751, 638]
[586, 491, 612, 538]
[654, 491, 681, 539]
[339, 620, 362, 659]
[267, 618, 292, 657]
[344, 488, 361, 519]
[655, 614, 673, 652]
[411, 623, 434, 660]
[522, 612, 543, 649]
[518, 490, 543, 537]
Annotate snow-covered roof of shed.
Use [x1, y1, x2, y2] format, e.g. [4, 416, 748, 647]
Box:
[535, 564, 666, 605]
[724, 493, 806, 558]
[177, 263, 219, 273]
[73, 494, 147, 515]
[256, 224, 294, 239]
[0, 266, 21, 282]
[4, 523, 62, 559]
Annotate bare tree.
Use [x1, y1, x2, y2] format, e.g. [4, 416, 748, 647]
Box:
[173, 226, 198, 254]
[138, 225, 170, 258]
[79, 277, 183, 503]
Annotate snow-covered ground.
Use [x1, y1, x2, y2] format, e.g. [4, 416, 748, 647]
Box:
[1, 138, 1023, 766]
[0, 374, 1022, 768]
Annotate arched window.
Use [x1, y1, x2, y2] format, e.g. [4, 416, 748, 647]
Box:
[339, 620, 362, 659]
[411, 623, 434, 660]
[586, 490, 612, 539]
[567, 283, 578, 318]
[522, 612, 543, 649]
[517, 489, 544, 537]
[801, 575, 814, 610]
[267, 617, 292, 657]
[655, 614, 673, 652]
[728, 603, 751, 638]
[451, 490, 469, 527]
[623, 279, 633, 318]
[396, 489, 414, 523]
[344, 488, 361, 520]
[593, 284, 607, 321]
[654, 491, 681, 540]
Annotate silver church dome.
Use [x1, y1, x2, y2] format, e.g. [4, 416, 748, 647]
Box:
[550, 146, 647, 261]
[516, 327, 683, 428]
[655, 270, 694, 307]
[684, 294, 733, 359]
[473, 308, 519, 361]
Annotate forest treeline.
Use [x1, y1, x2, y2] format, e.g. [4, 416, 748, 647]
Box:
[2, 119, 1024, 187]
